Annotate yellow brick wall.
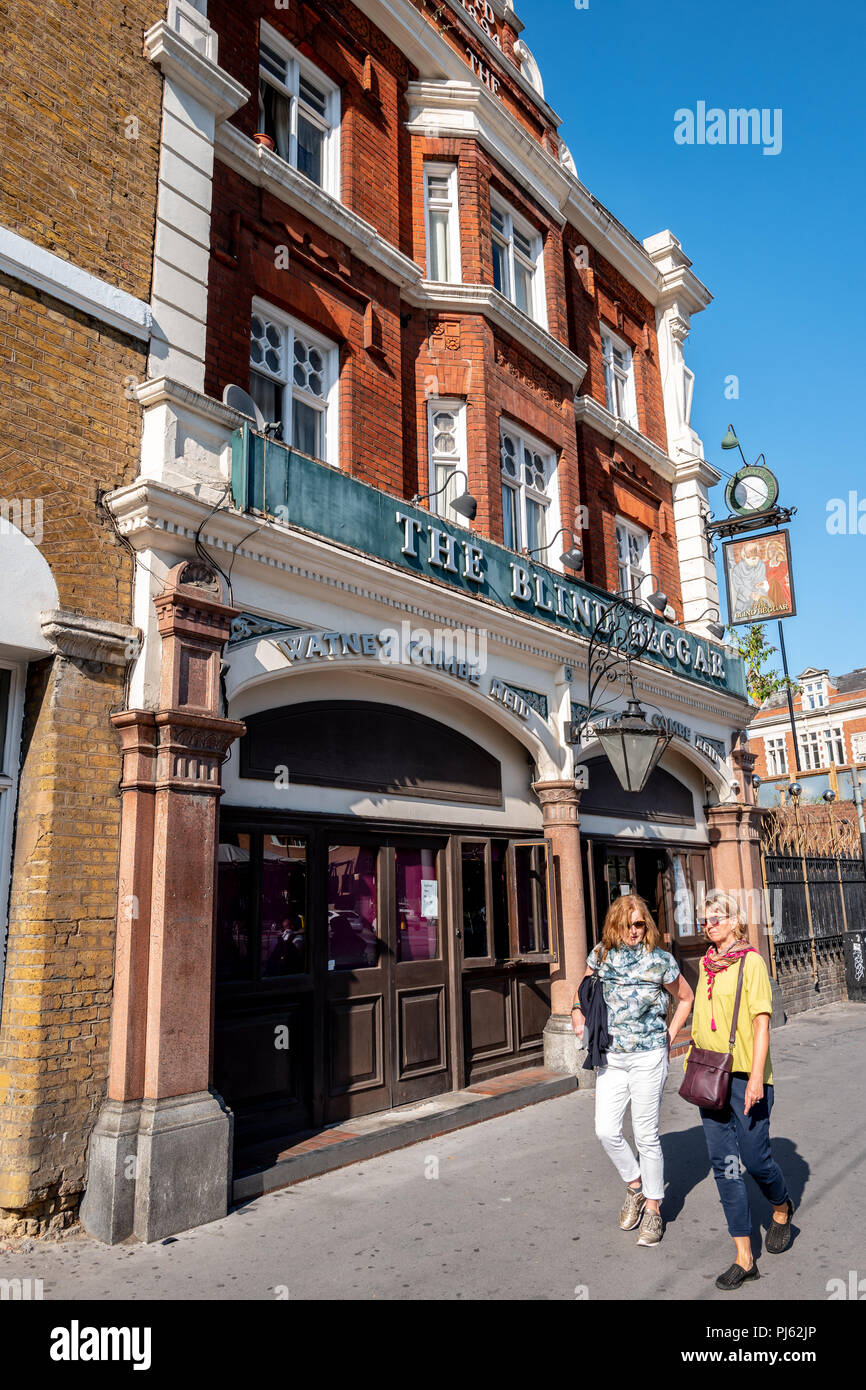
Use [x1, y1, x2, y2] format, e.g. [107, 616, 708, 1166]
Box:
[0, 0, 163, 300]
[0, 0, 162, 1232]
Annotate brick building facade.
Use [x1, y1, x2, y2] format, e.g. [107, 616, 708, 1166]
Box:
[2, 0, 767, 1242]
[750, 665, 866, 790]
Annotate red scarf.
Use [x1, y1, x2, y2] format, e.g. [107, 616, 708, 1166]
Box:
[702, 943, 756, 1032]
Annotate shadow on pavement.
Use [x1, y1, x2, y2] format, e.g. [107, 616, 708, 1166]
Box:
[660, 1126, 809, 1260]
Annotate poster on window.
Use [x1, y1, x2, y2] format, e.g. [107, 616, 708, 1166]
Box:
[722, 529, 796, 626]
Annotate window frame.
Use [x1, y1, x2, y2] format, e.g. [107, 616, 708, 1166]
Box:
[801, 678, 828, 710]
[615, 515, 652, 603]
[601, 324, 639, 429]
[489, 194, 546, 327]
[457, 835, 557, 969]
[423, 162, 462, 284]
[764, 734, 788, 776]
[823, 725, 845, 765]
[250, 297, 340, 468]
[499, 419, 561, 566]
[258, 20, 341, 198]
[426, 398, 469, 523]
[798, 728, 824, 771]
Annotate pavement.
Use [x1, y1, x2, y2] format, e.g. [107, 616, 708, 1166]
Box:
[2, 1002, 864, 1301]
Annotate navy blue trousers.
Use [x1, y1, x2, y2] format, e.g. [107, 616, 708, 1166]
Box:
[700, 1074, 789, 1238]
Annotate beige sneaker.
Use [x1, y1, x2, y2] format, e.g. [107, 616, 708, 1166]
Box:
[637, 1209, 663, 1246]
[619, 1184, 646, 1230]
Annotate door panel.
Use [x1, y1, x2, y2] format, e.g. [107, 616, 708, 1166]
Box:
[515, 972, 551, 1051]
[390, 842, 450, 1105]
[324, 842, 391, 1121]
[464, 975, 513, 1063]
[327, 994, 386, 1097]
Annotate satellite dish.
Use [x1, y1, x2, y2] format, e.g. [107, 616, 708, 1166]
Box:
[222, 384, 267, 432]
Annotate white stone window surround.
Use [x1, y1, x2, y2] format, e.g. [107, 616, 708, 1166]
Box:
[615, 514, 652, 602]
[499, 419, 561, 567]
[489, 192, 547, 329]
[257, 20, 341, 200]
[423, 162, 462, 283]
[249, 297, 340, 468]
[801, 676, 829, 710]
[600, 323, 639, 430]
[0, 660, 25, 1009]
[426, 398, 469, 521]
[764, 733, 788, 776]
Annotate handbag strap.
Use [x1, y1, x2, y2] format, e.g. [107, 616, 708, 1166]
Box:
[727, 955, 748, 1053]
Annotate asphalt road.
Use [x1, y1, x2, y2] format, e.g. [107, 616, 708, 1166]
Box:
[2, 1002, 864, 1301]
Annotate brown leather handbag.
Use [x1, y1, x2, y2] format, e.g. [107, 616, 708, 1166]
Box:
[678, 956, 747, 1110]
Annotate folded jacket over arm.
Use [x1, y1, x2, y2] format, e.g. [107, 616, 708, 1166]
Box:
[578, 970, 610, 1070]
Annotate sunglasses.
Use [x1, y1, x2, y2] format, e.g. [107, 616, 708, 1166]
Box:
[627, 921, 647, 929]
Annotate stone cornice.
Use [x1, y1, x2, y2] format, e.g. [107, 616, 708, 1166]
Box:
[643, 230, 713, 318]
[133, 375, 246, 430]
[41, 610, 141, 666]
[144, 20, 249, 123]
[563, 190, 661, 306]
[403, 279, 587, 387]
[0, 225, 151, 341]
[671, 454, 722, 489]
[105, 478, 752, 728]
[214, 124, 424, 290]
[405, 80, 572, 223]
[573, 395, 675, 482]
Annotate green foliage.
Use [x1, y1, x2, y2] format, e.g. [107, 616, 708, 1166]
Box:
[726, 623, 800, 706]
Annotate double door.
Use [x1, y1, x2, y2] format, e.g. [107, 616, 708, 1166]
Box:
[214, 822, 451, 1152]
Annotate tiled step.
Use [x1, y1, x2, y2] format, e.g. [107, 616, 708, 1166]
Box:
[232, 1066, 579, 1203]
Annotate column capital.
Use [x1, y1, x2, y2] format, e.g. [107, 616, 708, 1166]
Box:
[706, 803, 767, 843]
[532, 778, 582, 824]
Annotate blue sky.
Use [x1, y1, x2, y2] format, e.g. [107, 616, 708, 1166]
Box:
[525, 0, 865, 680]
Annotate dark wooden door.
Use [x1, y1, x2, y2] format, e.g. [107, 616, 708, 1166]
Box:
[389, 842, 450, 1106]
[323, 837, 452, 1121]
[323, 839, 392, 1123]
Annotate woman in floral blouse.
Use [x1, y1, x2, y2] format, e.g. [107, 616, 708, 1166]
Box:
[572, 894, 694, 1247]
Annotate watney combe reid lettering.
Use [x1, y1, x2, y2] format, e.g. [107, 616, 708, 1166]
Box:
[394, 511, 729, 682]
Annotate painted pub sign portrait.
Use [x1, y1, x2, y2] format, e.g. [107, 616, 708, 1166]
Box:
[722, 529, 797, 626]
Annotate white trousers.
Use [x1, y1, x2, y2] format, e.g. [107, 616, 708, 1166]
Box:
[594, 1045, 669, 1201]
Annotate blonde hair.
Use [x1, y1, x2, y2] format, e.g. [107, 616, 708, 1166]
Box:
[701, 889, 749, 944]
[599, 894, 661, 961]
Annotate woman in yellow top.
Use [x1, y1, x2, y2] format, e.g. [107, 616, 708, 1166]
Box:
[688, 890, 794, 1290]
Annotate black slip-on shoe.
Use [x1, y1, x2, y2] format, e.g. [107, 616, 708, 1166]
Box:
[715, 1262, 760, 1290]
[765, 1199, 795, 1254]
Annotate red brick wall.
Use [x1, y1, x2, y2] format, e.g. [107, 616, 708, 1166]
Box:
[205, 0, 681, 598]
[209, 0, 415, 256]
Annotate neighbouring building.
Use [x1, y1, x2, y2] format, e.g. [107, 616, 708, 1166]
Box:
[2, 0, 768, 1244]
[0, 0, 163, 1234]
[750, 664, 866, 803]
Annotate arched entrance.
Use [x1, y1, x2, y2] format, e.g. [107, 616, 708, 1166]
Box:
[214, 685, 560, 1166]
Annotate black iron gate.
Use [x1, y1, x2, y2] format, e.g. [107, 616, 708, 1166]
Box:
[763, 852, 866, 983]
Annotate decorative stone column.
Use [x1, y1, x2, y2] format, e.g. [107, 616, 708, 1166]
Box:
[81, 561, 244, 1243]
[532, 780, 592, 1083]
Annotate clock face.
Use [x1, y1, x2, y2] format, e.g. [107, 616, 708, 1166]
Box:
[733, 474, 770, 512]
[726, 466, 779, 517]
